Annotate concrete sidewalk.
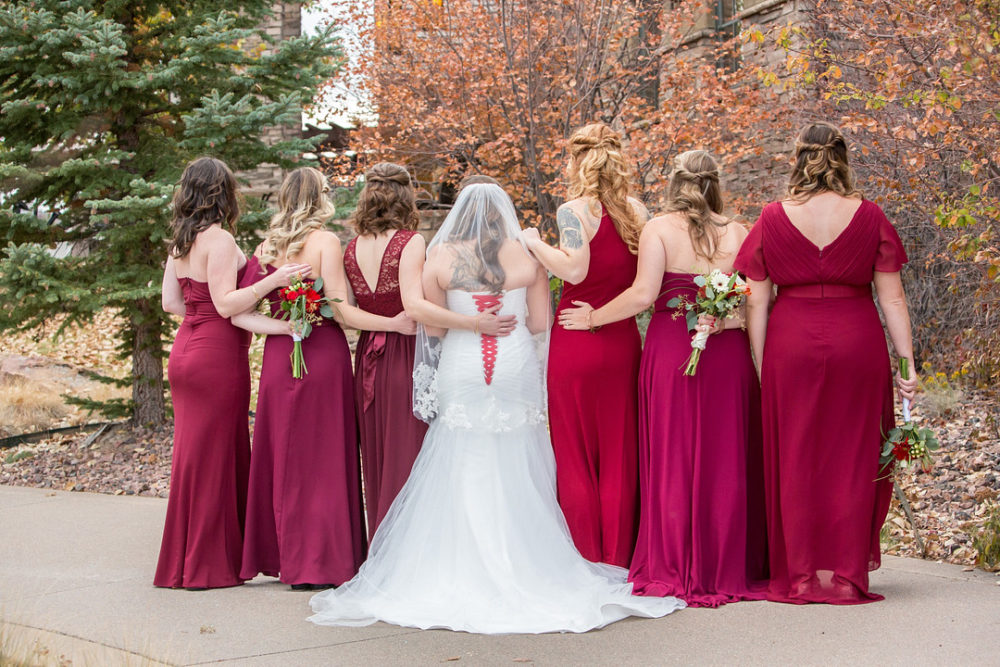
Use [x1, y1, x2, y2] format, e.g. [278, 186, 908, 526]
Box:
[1, 484, 998, 666]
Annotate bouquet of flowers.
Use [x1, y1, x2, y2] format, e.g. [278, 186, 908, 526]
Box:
[276, 275, 337, 379]
[879, 357, 939, 476]
[666, 269, 751, 376]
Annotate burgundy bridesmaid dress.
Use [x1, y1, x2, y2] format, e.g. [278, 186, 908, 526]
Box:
[628, 272, 768, 607]
[548, 208, 640, 567]
[344, 230, 428, 541]
[239, 256, 366, 586]
[155, 266, 251, 589]
[735, 199, 907, 604]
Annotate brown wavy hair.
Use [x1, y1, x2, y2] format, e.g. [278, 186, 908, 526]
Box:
[788, 122, 862, 201]
[258, 167, 334, 266]
[458, 173, 501, 189]
[665, 150, 728, 261]
[351, 162, 419, 236]
[566, 122, 641, 254]
[168, 157, 239, 258]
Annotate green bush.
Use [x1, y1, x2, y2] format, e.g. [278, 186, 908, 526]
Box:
[971, 505, 1000, 572]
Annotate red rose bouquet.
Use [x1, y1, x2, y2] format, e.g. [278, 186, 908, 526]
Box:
[276, 275, 336, 379]
[666, 269, 751, 376]
[880, 357, 938, 477]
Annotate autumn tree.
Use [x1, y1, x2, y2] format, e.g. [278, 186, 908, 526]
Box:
[750, 0, 1000, 381]
[0, 1, 341, 425]
[316, 0, 782, 233]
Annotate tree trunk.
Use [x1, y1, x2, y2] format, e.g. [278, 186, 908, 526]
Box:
[131, 297, 166, 426]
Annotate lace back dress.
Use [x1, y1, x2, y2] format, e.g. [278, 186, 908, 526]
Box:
[344, 230, 428, 540]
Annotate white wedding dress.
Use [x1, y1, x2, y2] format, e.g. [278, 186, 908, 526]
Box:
[308, 289, 684, 633]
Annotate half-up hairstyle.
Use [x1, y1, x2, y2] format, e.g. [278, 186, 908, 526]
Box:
[351, 162, 419, 236]
[788, 122, 862, 201]
[566, 123, 642, 254]
[168, 157, 239, 258]
[665, 150, 728, 261]
[258, 167, 335, 266]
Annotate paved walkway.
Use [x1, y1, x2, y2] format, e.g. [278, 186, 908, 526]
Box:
[1, 485, 998, 666]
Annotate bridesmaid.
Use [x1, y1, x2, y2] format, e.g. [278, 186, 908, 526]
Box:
[559, 150, 767, 606]
[157, 157, 307, 589]
[345, 167, 519, 539]
[342, 163, 426, 541]
[735, 122, 918, 604]
[521, 123, 647, 567]
[233, 167, 384, 590]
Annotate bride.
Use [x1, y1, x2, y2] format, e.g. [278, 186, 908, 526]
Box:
[308, 181, 684, 634]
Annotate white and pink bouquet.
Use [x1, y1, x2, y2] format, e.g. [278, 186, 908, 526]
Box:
[666, 269, 751, 376]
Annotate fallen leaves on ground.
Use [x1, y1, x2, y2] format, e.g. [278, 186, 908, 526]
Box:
[880, 389, 1000, 568]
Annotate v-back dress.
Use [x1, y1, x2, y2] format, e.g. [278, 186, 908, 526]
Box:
[547, 208, 641, 567]
[734, 199, 907, 604]
[344, 230, 428, 541]
[238, 256, 366, 586]
[155, 265, 251, 589]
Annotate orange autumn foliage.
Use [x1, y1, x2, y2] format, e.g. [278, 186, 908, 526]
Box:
[750, 0, 1000, 384]
[314, 0, 783, 235]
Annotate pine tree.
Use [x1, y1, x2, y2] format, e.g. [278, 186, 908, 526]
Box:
[0, 0, 341, 425]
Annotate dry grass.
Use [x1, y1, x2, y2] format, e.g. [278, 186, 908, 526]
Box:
[0, 620, 168, 667]
[918, 368, 967, 419]
[0, 374, 69, 438]
[971, 504, 1000, 572]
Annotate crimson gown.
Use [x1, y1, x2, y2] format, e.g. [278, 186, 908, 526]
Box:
[548, 208, 640, 568]
[239, 257, 366, 586]
[734, 199, 907, 604]
[628, 272, 768, 607]
[155, 267, 251, 589]
[344, 230, 428, 541]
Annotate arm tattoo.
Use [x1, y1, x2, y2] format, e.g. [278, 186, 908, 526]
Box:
[557, 208, 585, 250]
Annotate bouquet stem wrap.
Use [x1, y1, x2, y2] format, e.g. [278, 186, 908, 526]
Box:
[290, 333, 306, 379]
[683, 329, 711, 376]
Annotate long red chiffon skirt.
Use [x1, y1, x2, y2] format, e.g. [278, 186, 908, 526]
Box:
[762, 293, 894, 604]
[240, 323, 367, 585]
[628, 292, 767, 607]
[355, 330, 427, 541]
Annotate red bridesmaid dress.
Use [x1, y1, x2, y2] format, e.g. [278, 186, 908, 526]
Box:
[155, 265, 251, 589]
[547, 208, 640, 568]
[344, 230, 428, 541]
[734, 199, 907, 604]
[628, 272, 768, 607]
[239, 257, 366, 586]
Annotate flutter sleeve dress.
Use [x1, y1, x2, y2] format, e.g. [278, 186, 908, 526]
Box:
[734, 199, 907, 604]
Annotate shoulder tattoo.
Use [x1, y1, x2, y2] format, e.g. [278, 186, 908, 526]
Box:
[557, 207, 585, 250]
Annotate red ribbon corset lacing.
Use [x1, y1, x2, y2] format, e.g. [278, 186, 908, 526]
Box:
[472, 294, 501, 385]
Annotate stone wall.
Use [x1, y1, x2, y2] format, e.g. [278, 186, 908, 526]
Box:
[659, 0, 811, 216]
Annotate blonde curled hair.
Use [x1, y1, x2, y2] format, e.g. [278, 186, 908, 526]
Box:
[567, 123, 641, 254]
[788, 122, 862, 201]
[351, 162, 419, 236]
[258, 167, 334, 266]
[665, 150, 728, 261]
